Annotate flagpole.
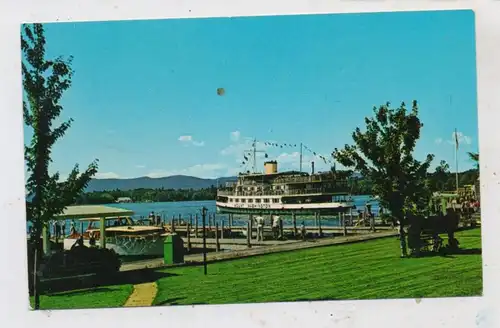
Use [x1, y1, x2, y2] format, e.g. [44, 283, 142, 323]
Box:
[455, 128, 459, 193]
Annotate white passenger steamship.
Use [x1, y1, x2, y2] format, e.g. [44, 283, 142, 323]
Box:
[216, 154, 354, 215]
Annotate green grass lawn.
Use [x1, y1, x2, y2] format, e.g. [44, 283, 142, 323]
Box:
[30, 284, 134, 310]
[154, 228, 483, 305]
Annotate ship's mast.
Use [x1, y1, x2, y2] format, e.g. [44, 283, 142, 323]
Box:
[245, 138, 265, 173]
[253, 138, 257, 173]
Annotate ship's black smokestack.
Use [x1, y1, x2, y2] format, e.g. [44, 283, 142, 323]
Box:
[311, 161, 315, 175]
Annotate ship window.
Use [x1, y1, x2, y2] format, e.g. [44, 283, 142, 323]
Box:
[255, 199, 261, 203]
[264, 198, 270, 203]
[248, 199, 253, 203]
[273, 198, 279, 203]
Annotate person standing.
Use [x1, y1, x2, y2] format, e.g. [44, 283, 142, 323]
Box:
[272, 215, 279, 239]
[255, 216, 265, 241]
[300, 221, 306, 241]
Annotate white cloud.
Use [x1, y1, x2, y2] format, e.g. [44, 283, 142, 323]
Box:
[192, 141, 205, 147]
[146, 163, 227, 179]
[135, 165, 146, 169]
[178, 135, 205, 147]
[435, 138, 443, 145]
[178, 135, 193, 142]
[230, 131, 241, 142]
[94, 172, 120, 179]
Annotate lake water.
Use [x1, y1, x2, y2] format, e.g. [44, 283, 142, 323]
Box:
[29, 195, 379, 235]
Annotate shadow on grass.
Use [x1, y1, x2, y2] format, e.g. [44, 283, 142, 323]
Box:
[415, 247, 482, 259]
[155, 297, 186, 306]
[45, 287, 118, 297]
[43, 269, 179, 295]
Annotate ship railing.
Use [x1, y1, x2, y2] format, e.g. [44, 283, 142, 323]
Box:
[273, 176, 349, 185]
[217, 188, 349, 197]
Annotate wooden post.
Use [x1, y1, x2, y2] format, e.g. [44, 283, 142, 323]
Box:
[293, 212, 297, 237]
[208, 214, 212, 230]
[195, 214, 199, 238]
[172, 216, 176, 233]
[186, 223, 191, 252]
[189, 214, 193, 227]
[221, 220, 225, 240]
[247, 220, 251, 248]
[342, 212, 347, 236]
[202, 207, 207, 275]
[279, 217, 284, 240]
[318, 213, 322, 237]
[99, 217, 106, 249]
[215, 222, 220, 252]
[249, 215, 254, 240]
[80, 221, 84, 236]
[178, 213, 182, 224]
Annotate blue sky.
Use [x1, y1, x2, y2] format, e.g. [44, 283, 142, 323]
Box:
[23, 10, 478, 180]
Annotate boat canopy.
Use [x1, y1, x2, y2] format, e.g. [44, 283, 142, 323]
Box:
[54, 205, 135, 220]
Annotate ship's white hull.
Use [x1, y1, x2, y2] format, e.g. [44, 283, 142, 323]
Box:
[63, 235, 165, 256]
[216, 200, 354, 215]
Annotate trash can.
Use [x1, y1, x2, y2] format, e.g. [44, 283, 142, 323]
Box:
[163, 233, 184, 265]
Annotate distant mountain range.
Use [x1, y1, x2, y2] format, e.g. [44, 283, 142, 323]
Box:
[85, 175, 238, 192]
[85, 171, 364, 192]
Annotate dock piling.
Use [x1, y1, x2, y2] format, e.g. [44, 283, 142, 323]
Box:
[246, 220, 251, 248]
[293, 212, 297, 237]
[221, 220, 225, 240]
[215, 222, 220, 252]
[171, 215, 176, 233]
[249, 215, 254, 240]
[189, 214, 193, 227]
[318, 213, 322, 237]
[279, 217, 284, 240]
[195, 214, 199, 238]
[342, 212, 347, 236]
[187, 223, 191, 252]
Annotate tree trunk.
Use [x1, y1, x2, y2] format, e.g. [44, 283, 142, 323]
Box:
[33, 238, 41, 309]
[30, 225, 43, 310]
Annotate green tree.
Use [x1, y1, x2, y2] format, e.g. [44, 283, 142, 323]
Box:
[333, 100, 434, 238]
[22, 23, 98, 309]
[467, 151, 479, 179]
[429, 160, 450, 192]
[467, 152, 479, 166]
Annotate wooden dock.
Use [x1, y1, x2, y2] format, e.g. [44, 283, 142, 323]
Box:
[120, 230, 399, 272]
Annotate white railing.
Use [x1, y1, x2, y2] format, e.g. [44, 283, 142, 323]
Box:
[217, 187, 349, 197]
